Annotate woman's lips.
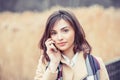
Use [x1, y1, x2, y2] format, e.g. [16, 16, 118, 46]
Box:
[58, 42, 66, 46]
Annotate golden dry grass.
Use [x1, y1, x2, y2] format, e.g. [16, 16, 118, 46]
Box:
[0, 5, 120, 80]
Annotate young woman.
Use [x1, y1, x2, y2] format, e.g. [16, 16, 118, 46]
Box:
[34, 10, 109, 80]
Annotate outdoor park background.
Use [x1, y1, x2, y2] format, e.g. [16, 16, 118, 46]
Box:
[0, 0, 120, 80]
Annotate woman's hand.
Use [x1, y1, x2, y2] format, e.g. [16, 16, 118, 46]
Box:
[45, 38, 61, 72]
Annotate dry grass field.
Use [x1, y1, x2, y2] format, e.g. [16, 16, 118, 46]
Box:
[0, 5, 120, 80]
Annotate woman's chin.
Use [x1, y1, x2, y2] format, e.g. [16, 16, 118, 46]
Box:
[58, 47, 67, 52]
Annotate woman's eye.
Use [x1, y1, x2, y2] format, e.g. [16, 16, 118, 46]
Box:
[50, 31, 57, 35]
[63, 29, 69, 32]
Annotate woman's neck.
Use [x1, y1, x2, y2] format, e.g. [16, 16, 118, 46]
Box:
[63, 46, 75, 60]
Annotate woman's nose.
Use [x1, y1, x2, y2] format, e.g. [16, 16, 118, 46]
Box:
[57, 34, 63, 41]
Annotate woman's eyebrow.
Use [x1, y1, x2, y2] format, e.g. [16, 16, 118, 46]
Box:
[60, 26, 68, 30]
[51, 26, 69, 31]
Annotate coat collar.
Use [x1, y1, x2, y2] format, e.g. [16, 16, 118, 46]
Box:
[61, 51, 88, 80]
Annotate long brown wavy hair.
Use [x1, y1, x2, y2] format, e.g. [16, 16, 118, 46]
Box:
[39, 10, 92, 63]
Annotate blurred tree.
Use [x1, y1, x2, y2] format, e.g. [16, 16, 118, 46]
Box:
[0, 0, 119, 12]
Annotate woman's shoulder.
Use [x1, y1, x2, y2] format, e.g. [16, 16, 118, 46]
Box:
[93, 55, 103, 62]
[92, 55, 102, 61]
[92, 55, 106, 67]
[91, 55, 110, 79]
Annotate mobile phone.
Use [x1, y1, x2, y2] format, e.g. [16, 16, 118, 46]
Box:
[51, 43, 58, 53]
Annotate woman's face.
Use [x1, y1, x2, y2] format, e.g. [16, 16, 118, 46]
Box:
[50, 19, 75, 52]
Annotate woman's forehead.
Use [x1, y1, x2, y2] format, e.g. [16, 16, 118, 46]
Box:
[52, 19, 72, 30]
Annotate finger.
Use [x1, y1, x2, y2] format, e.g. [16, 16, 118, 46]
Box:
[50, 44, 58, 53]
[45, 39, 55, 46]
[45, 41, 54, 47]
[46, 38, 55, 43]
[46, 43, 57, 53]
[46, 38, 52, 41]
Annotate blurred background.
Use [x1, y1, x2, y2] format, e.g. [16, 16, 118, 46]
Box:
[0, 0, 120, 80]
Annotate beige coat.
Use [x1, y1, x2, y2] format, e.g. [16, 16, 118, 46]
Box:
[34, 52, 109, 80]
